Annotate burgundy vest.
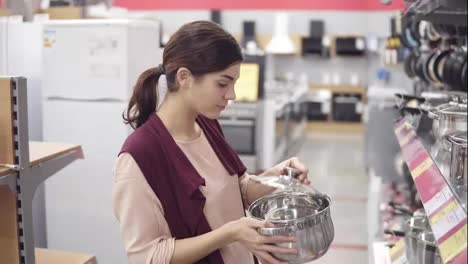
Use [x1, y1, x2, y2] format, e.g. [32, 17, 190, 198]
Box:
[119, 114, 246, 264]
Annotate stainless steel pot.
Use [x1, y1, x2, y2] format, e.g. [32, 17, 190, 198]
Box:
[416, 232, 442, 264]
[428, 101, 467, 140]
[403, 216, 431, 263]
[248, 191, 334, 264]
[448, 132, 467, 208]
[431, 136, 452, 179]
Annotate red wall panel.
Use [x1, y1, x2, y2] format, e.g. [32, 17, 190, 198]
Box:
[113, 0, 406, 11]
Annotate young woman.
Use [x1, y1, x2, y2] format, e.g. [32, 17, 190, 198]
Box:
[113, 21, 311, 264]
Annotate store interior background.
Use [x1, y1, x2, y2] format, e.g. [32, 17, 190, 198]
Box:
[2, 0, 465, 264]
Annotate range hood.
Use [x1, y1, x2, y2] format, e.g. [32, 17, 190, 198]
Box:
[266, 12, 296, 54]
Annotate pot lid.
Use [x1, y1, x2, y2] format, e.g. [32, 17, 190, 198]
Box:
[251, 167, 320, 194]
[438, 103, 467, 117]
[448, 131, 468, 146]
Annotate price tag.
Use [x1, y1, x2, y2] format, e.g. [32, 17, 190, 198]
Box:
[438, 225, 467, 262]
[424, 186, 453, 216]
[399, 130, 416, 147]
[410, 157, 433, 179]
[431, 201, 466, 241]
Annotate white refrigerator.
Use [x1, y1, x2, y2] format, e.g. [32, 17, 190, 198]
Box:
[42, 19, 162, 264]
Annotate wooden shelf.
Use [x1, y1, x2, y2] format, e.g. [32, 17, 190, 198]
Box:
[306, 121, 364, 133]
[0, 142, 83, 177]
[233, 33, 304, 55]
[36, 248, 96, 264]
[309, 83, 366, 95]
[37, 7, 82, 20]
[0, 77, 86, 264]
[0, 9, 9, 16]
[29, 142, 83, 167]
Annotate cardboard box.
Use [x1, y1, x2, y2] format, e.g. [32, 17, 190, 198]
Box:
[39, 7, 82, 20]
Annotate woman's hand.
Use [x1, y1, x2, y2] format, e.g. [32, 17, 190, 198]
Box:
[225, 217, 297, 264]
[263, 157, 310, 185]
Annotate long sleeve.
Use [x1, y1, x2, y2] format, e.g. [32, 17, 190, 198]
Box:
[112, 153, 175, 264]
[239, 173, 253, 208]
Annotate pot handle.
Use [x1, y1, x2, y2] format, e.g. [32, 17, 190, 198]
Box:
[384, 229, 406, 237]
[427, 108, 440, 120]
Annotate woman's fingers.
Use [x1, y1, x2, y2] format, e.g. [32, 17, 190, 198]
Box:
[287, 157, 311, 185]
[261, 235, 296, 244]
[244, 217, 275, 228]
[288, 157, 309, 175]
[258, 244, 298, 255]
[254, 251, 287, 264]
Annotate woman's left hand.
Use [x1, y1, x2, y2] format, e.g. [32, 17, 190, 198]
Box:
[264, 157, 311, 185]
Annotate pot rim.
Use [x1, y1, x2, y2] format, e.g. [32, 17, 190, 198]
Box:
[248, 191, 333, 225]
[448, 131, 468, 146]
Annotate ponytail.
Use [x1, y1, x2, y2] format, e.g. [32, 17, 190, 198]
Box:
[123, 66, 164, 129]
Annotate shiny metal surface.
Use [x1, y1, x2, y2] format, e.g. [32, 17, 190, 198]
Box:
[428, 103, 467, 140]
[416, 232, 442, 264]
[431, 137, 452, 180]
[448, 132, 468, 209]
[403, 216, 430, 264]
[248, 192, 334, 263]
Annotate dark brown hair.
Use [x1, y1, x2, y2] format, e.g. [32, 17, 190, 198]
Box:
[123, 21, 243, 129]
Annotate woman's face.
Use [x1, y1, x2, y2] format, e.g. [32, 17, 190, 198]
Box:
[186, 63, 240, 119]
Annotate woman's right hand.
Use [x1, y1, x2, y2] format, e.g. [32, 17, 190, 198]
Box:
[225, 217, 297, 264]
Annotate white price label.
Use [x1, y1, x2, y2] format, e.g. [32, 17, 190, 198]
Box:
[424, 186, 454, 216]
[431, 201, 466, 239]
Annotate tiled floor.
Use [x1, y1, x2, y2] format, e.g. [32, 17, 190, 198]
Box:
[296, 132, 369, 264]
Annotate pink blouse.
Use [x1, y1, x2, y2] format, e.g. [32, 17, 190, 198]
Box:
[113, 129, 255, 264]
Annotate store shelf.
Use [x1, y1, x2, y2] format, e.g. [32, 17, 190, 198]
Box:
[394, 119, 467, 264]
[406, 0, 467, 27]
[233, 33, 304, 55]
[0, 77, 86, 264]
[35, 248, 96, 264]
[309, 83, 367, 95]
[0, 142, 82, 176]
[306, 121, 364, 133]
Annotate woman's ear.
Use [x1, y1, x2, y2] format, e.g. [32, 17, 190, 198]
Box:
[175, 67, 193, 90]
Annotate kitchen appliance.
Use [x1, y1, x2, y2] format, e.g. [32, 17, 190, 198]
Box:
[219, 103, 258, 155]
[241, 21, 257, 49]
[301, 20, 328, 56]
[332, 94, 362, 122]
[335, 36, 366, 56]
[42, 19, 162, 264]
[266, 12, 295, 54]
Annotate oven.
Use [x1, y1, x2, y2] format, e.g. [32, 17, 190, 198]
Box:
[219, 118, 256, 155]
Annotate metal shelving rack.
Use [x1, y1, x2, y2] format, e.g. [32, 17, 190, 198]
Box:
[393, 119, 467, 264]
[406, 0, 467, 29]
[0, 77, 83, 264]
